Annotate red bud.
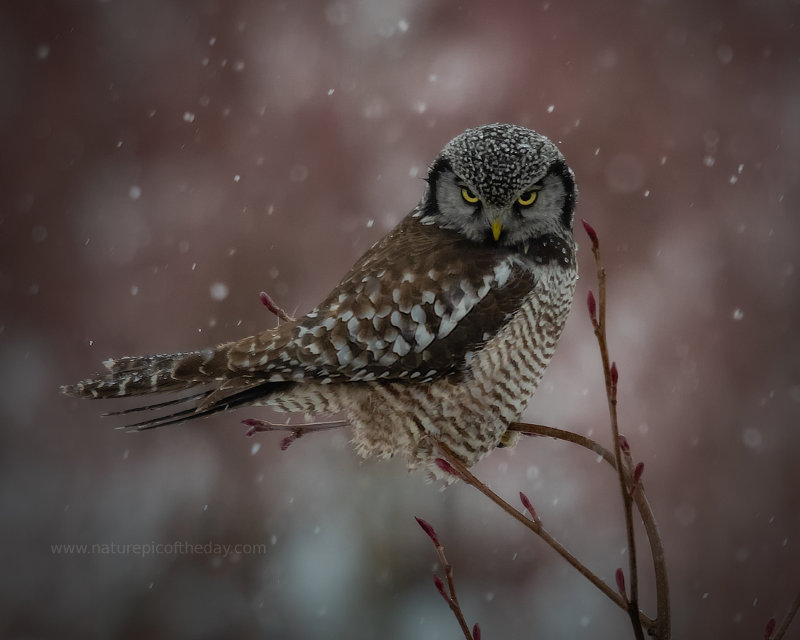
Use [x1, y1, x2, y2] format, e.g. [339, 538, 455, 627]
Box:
[610, 361, 618, 386]
[633, 462, 644, 485]
[243, 418, 267, 437]
[764, 617, 776, 639]
[259, 290, 293, 321]
[473, 623, 481, 640]
[415, 516, 441, 547]
[629, 462, 645, 495]
[435, 458, 459, 477]
[618, 435, 630, 454]
[433, 574, 450, 603]
[260, 291, 278, 312]
[615, 568, 627, 600]
[279, 433, 297, 451]
[582, 219, 599, 250]
[519, 491, 540, 524]
[587, 290, 598, 327]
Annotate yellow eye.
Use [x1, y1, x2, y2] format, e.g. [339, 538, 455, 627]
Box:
[517, 191, 538, 207]
[461, 187, 479, 204]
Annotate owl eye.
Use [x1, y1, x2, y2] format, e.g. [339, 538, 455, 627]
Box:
[461, 187, 480, 204]
[517, 191, 538, 207]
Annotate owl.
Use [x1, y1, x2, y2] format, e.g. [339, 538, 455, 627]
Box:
[62, 123, 578, 478]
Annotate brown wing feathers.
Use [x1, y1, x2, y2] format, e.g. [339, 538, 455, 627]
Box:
[61, 213, 535, 429]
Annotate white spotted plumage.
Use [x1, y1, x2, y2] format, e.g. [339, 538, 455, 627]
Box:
[62, 123, 578, 479]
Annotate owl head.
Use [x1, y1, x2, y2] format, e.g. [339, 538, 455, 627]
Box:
[417, 124, 577, 247]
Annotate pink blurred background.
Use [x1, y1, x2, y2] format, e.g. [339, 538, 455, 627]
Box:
[1, 1, 798, 638]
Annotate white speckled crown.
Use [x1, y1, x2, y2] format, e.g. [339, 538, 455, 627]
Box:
[441, 124, 564, 206]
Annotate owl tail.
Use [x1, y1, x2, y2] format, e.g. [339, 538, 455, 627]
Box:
[60, 343, 236, 400]
[60, 342, 287, 430]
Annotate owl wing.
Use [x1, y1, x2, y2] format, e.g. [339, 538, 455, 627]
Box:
[227, 212, 535, 383]
[95, 212, 538, 430]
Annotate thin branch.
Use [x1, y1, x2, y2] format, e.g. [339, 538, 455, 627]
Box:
[434, 442, 657, 633]
[240, 412, 670, 636]
[240, 414, 670, 636]
[583, 219, 645, 640]
[242, 418, 348, 449]
[773, 589, 800, 640]
[437, 540, 473, 639]
[510, 421, 670, 638]
[415, 517, 476, 640]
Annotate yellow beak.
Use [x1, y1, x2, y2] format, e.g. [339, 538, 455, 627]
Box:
[491, 219, 503, 241]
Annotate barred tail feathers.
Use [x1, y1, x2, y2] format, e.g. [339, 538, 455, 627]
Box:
[60, 343, 235, 400]
[60, 326, 308, 429]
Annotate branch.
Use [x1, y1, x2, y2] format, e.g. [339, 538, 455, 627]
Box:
[771, 589, 800, 640]
[434, 443, 656, 632]
[242, 418, 348, 450]
[583, 219, 646, 640]
[509, 421, 670, 637]
[415, 517, 479, 640]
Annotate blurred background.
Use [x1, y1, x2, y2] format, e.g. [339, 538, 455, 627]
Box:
[1, 0, 798, 638]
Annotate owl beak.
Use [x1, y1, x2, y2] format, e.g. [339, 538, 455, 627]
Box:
[491, 218, 503, 241]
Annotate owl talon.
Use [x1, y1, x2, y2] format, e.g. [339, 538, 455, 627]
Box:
[498, 430, 520, 449]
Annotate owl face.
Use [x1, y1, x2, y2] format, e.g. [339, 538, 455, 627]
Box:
[418, 124, 576, 247]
